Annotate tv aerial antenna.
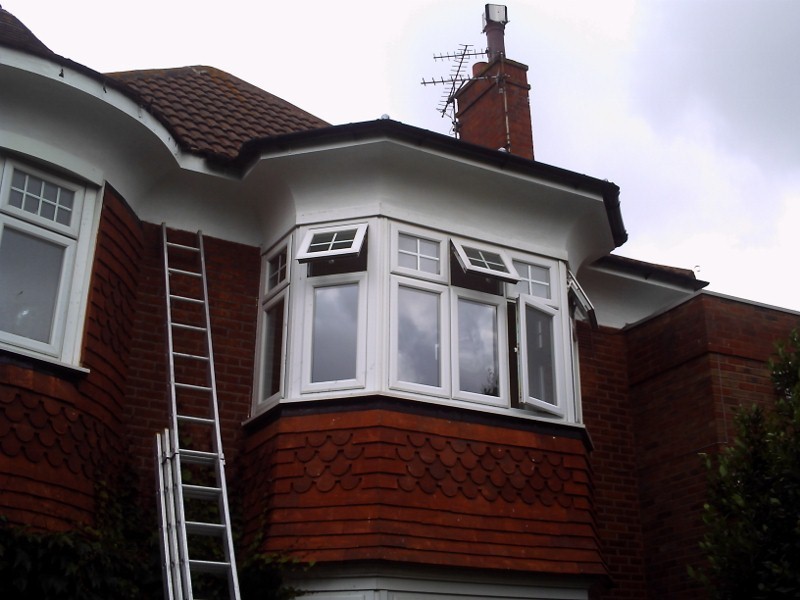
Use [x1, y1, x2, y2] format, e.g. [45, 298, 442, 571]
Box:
[421, 44, 488, 135]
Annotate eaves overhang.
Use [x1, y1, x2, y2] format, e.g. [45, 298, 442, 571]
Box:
[232, 119, 628, 249]
[0, 37, 186, 158]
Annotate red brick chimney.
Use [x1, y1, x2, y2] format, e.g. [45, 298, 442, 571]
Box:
[454, 5, 535, 160]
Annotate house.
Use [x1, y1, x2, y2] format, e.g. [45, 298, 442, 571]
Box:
[1, 5, 798, 599]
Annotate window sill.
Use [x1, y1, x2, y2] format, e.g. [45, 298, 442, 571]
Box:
[246, 391, 590, 448]
[0, 343, 90, 377]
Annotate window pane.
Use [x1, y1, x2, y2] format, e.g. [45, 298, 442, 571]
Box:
[397, 286, 440, 386]
[514, 260, 551, 299]
[267, 249, 287, 291]
[462, 246, 509, 274]
[311, 283, 359, 382]
[525, 305, 555, 404]
[308, 229, 357, 253]
[9, 169, 75, 228]
[398, 233, 440, 274]
[0, 227, 64, 343]
[261, 298, 284, 398]
[457, 298, 499, 396]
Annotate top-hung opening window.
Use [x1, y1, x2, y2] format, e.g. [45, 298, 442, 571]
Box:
[451, 239, 519, 283]
[296, 223, 368, 262]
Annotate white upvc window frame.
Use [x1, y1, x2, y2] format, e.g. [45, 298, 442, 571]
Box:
[517, 294, 567, 417]
[0, 217, 76, 357]
[296, 222, 368, 262]
[255, 240, 292, 408]
[390, 223, 448, 283]
[389, 275, 450, 397]
[0, 157, 96, 365]
[300, 271, 368, 393]
[451, 238, 520, 283]
[451, 287, 509, 407]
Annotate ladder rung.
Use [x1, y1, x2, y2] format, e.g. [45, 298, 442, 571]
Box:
[168, 267, 202, 278]
[173, 351, 209, 361]
[177, 414, 215, 426]
[175, 382, 212, 392]
[189, 559, 231, 574]
[183, 483, 222, 500]
[166, 241, 200, 253]
[170, 294, 204, 305]
[179, 449, 219, 465]
[172, 322, 207, 332]
[185, 521, 226, 536]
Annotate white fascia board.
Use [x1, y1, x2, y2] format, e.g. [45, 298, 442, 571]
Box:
[0, 48, 220, 177]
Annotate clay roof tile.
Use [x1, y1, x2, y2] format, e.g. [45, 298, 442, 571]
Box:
[105, 66, 330, 160]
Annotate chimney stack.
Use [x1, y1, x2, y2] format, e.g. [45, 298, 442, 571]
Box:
[453, 4, 535, 160]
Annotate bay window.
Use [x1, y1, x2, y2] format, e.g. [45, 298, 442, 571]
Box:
[256, 218, 583, 422]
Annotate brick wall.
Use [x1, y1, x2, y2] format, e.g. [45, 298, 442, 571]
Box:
[625, 294, 800, 599]
[122, 223, 260, 497]
[243, 399, 605, 581]
[578, 325, 648, 599]
[0, 185, 141, 530]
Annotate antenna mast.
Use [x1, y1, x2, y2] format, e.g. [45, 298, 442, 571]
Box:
[420, 44, 488, 134]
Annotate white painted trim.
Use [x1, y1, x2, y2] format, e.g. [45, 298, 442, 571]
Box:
[300, 272, 368, 393]
[451, 288, 509, 407]
[452, 238, 520, 283]
[296, 222, 368, 262]
[290, 564, 590, 599]
[518, 295, 566, 417]
[0, 155, 98, 365]
[389, 276, 451, 397]
[390, 222, 448, 283]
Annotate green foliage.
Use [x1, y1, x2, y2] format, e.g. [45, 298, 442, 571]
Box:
[0, 473, 305, 600]
[0, 466, 162, 599]
[693, 329, 800, 599]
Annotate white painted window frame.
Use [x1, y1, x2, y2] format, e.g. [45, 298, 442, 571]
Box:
[451, 287, 509, 407]
[254, 238, 293, 409]
[300, 271, 368, 394]
[451, 238, 520, 283]
[517, 294, 566, 417]
[296, 222, 368, 262]
[390, 223, 448, 283]
[0, 157, 96, 365]
[389, 275, 451, 397]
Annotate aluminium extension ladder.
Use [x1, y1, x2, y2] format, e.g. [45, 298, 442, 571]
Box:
[154, 225, 241, 600]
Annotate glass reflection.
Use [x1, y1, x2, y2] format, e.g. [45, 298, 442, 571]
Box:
[526, 305, 555, 404]
[0, 227, 64, 343]
[458, 298, 499, 396]
[397, 286, 440, 386]
[261, 298, 284, 398]
[311, 283, 358, 382]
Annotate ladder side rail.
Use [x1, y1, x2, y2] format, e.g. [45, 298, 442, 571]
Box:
[169, 441, 193, 599]
[155, 432, 177, 600]
[161, 223, 181, 439]
[196, 232, 242, 598]
[197, 231, 223, 457]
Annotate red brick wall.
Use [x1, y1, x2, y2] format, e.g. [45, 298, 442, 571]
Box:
[455, 58, 534, 159]
[0, 185, 141, 530]
[578, 325, 648, 599]
[122, 223, 260, 493]
[625, 294, 800, 599]
[242, 401, 605, 580]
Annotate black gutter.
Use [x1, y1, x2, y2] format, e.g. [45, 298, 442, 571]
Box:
[232, 119, 628, 249]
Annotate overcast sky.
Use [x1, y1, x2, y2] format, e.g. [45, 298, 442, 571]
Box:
[7, 0, 800, 312]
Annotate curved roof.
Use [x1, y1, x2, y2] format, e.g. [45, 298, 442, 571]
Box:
[110, 66, 329, 160]
[0, 6, 329, 161]
[0, 4, 53, 56]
